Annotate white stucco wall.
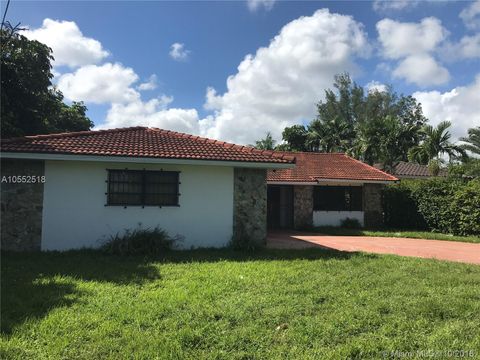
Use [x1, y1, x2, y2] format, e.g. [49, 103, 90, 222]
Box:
[41, 160, 234, 250]
[313, 211, 364, 227]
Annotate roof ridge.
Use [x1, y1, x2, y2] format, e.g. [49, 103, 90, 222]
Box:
[341, 153, 398, 181]
[1, 126, 148, 143]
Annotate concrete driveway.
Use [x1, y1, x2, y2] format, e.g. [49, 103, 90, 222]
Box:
[267, 231, 480, 265]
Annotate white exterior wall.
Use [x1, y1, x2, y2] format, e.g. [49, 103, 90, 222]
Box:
[41, 160, 234, 250]
[313, 211, 364, 227]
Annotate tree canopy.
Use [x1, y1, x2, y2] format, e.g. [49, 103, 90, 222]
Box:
[1, 27, 93, 138]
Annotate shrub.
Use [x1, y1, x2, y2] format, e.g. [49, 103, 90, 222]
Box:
[383, 180, 427, 230]
[383, 178, 480, 236]
[340, 218, 362, 229]
[100, 225, 182, 255]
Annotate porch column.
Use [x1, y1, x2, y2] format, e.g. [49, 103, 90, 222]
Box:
[363, 183, 383, 228]
[293, 185, 313, 229]
[233, 168, 267, 246]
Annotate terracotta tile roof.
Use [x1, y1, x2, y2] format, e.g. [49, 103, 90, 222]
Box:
[1, 127, 295, 164]
[374, 161, 447, 178]
[267, 152, 398, 182]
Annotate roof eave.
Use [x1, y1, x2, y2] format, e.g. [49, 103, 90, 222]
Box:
[1, 152, 295, 169]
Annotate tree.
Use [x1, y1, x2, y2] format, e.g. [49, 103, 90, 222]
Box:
[1, 26, 93, 138]
[460, 126, 480, 156]
[253, 132, 276, 150]
[280, 73, 427, 166]
[281, 125, 308, 151]
[408, 121, 466, 165]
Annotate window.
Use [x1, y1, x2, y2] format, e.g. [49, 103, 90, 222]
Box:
[107, 169, 180, 207]
[313, 186, 363, 211]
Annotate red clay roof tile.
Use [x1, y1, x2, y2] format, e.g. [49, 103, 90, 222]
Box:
[1, 127, 295, 164]
[267, 152, 397, 182]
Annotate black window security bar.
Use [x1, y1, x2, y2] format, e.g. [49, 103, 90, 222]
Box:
[106, 169, 180, 207]
[313, 186, 363, 212]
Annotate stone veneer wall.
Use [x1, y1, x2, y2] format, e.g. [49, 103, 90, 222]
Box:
[293, 185, 313, 229]
[363, 183, 383, 228]
[1, 159, 45, 251]
[233, 168, 267, 246]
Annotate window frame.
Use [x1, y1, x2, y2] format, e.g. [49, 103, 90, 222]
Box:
[105, 169, 180, 207]
[313, 185, 363, 212]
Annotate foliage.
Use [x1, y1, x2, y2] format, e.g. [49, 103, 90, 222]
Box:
[2, 250, 480, 358]
[100, 225, 180, 255]
[339, 217, 361, 229]
[280, 125, 308, 151]
[460, 126, 480, 156]
[253, 132, 276, 150]
[383, 178, 480, 236]
[281, 73, 427, 165]
[1, 28, 93, 138]
[408, 121, 467, 165]
[448, 158, 480, 177]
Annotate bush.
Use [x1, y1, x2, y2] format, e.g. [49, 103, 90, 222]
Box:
[383, 178, 480, 236]
[100, 225, 182, 255]
[340, 218, 362, 229]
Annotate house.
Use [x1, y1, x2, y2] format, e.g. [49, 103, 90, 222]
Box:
[267, 153, 397, 229]
[374, 161, 447, 179]
[1, 127, 294, 251]
[1, 127, 397, 252]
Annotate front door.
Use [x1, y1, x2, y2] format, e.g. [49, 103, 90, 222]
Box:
[267, 185, 294, 229]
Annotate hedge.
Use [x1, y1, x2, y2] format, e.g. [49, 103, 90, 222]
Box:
[383, 178, 480, 236]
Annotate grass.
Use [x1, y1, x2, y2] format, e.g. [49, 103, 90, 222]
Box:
[2, 249, 480, 359]
[313, 227, 480, 243]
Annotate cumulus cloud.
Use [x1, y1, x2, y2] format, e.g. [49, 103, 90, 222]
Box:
[247, 0, 276, 12]
[57, 63, 140, 104]
[377, 17, 447, 59]
[202, 9, 370, 144]
[366, 81, 388, 93]
[97, 96, 205, 135]
[413, 74, 480, 141]
[169, 43, 190, 61]
[137, 74, 158, 91]
[373, 0, 419, 13]
[376, 17, 450, 86]
[460, 0, 480, 30]
[441, 34, 480, 61]
[22, 18, 109, 68]
[393, 54, 450, 86]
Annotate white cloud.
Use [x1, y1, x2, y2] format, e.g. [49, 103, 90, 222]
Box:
[441, 34, 480, 61]
[373, 0, 419, 13]
[460, 0, 480, 30]
[97, 96, 204, 135]
[202, 9, 370, 144]
[57, 63, 140, 104]
[137, 74, 158, 91]
[247, 0, 276, 12]
[22, 18, 109, 68]
[376, 17, 451, 86]
[392, 54, 450, 87]
[376, 17, 447, 59]
[413, 74, 480, 140]
[366, 81, 388, 93]
[169, 43, 190, 61]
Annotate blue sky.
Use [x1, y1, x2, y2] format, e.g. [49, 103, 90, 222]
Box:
[7, 0, 480, 143]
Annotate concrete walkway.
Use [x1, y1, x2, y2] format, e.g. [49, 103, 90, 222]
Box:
[267, 231, 480, 265]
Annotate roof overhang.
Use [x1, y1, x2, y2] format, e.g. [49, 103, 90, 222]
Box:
[267, 178, 397, 185]
[1, 152, 295, 169]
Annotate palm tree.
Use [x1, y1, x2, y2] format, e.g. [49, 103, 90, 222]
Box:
[460, 126, 480, 156]
[253, 132, 276, 150]
[306, 117, 351, 152]
[408, 121, 466, 165]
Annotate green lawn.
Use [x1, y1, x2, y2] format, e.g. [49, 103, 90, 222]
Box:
[313, 227, 480, 243]
[2, 249, 480, 359]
